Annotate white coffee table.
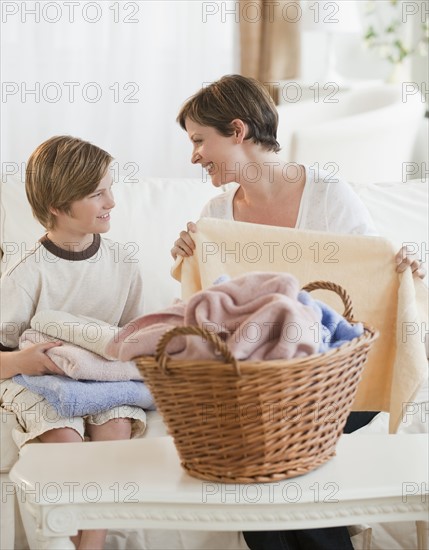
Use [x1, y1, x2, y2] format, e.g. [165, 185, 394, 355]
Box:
[10, 434, 429, 549]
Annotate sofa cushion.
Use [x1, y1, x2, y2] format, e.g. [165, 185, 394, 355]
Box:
[350, 179, 428, 262]
[276, 84, 426, 184]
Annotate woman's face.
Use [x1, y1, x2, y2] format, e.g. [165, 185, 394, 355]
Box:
[185, 118, 241, 187]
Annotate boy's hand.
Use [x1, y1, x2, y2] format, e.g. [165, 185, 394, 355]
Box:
[15, 342, 64, 376]
[395, 246, 426, 279]
[171, 221, 197, 259]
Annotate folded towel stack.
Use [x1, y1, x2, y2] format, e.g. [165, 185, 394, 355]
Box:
[13, 316, 155, 417]
[19, 329, 142, 381]
[30, 310, 119, 359]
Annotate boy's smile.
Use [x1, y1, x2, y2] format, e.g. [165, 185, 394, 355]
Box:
[47, 170, 115, 252]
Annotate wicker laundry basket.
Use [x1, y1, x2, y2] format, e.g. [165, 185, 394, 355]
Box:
[135, 281, 378, 483]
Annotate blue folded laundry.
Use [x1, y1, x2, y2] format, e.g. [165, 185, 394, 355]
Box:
[13, 374, 155, 417]
[298, 290, 364, 353]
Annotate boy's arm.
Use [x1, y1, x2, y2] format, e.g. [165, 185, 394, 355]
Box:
[0, 343, 64, 379]
[0, 274, 63, 378]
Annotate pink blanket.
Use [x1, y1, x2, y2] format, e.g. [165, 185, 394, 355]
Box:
[184, 272, 319, 360]
[19, 330, 142, 381]
[107, 273, 319, 362]
[105, 301, 186, 361]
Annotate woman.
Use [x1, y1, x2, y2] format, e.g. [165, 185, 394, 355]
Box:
[172, 75, 424, 278]
[171, 75, 425, 550]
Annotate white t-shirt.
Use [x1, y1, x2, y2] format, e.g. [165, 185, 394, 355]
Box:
[0, 234, 144, 350]
[200, 166, 378, 236]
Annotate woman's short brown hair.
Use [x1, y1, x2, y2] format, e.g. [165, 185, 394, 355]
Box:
[25, 136, 113, 229]
[177, 74, 280, 153]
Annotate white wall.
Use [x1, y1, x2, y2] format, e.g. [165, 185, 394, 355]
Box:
[1, 0, 427, 180]
[1, 1, 238, 180]
[301, 0, 428, 86]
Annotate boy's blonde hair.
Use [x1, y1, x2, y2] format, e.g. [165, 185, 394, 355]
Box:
[26, 135, 113, 229]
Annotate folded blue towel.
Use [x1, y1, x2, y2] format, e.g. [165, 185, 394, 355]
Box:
[298, 291, 364, 353]
[13, 375, 155, 417]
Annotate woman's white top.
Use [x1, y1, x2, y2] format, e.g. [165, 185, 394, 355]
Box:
[200, 166, 378, 236]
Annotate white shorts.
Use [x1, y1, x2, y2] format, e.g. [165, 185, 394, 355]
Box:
[0, 379, 146, 449]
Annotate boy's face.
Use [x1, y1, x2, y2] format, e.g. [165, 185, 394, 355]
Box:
[52, 171, 115, 237]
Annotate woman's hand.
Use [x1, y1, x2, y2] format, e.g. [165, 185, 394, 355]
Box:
[1, 342, 64, 379]
[395, 245, 426, 279]
[171, 222, 197, 259]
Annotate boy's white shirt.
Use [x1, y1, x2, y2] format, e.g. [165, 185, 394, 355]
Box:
[0, 236, 144, 350]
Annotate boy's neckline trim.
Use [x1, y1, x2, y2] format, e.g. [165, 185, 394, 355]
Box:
[39, 234, 101, 261]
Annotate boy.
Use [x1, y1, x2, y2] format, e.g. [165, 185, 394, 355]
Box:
[0, 135, 146, 549]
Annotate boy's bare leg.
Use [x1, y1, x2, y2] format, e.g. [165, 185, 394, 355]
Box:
[39, 427, 83, 443]
[86, 417, 132, 441]
[77, 529, 108, 550]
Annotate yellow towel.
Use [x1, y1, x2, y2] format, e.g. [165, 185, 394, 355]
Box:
[172, 217, 428, 433]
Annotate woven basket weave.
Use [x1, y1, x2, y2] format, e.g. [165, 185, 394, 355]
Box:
[135, 281, 378, 483]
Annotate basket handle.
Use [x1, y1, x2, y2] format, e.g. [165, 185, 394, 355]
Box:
[302, 281, 354, 322]
[155, 325, 240, 376]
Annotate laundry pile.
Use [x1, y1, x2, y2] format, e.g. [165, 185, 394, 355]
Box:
[13, 272, 363, 416]
[106, 272, 363, 361]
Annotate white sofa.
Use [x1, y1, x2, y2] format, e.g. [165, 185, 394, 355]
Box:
[276, 83, 427, 184]
[0, 172, 428, 550]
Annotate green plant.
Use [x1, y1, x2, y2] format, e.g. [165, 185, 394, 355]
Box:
[363, 0, 429, 64]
